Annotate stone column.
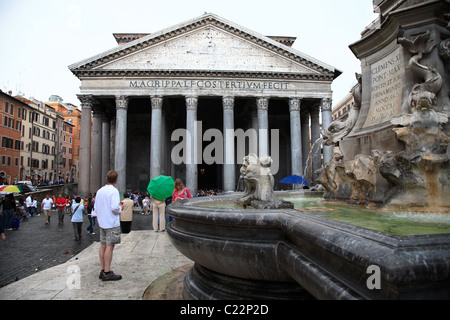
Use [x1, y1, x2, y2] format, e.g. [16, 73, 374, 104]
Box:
[150, 96, 163, 180]
[321, 98, 333, 164]
[114, 95, 129, 195]
[77, 94, 95, 197]
[310, 106, 321, 185]
[186, 96, 198, 196]
[289, 98, 303, 177]
[110, 119, 116, 170]
[257, 97, 269, 157]
[223, 96, 235, 192]
[90, 108, 103, 194]
[101, 116, 111, 184]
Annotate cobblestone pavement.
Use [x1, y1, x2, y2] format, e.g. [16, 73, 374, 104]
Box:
[0, 209, 152, 288]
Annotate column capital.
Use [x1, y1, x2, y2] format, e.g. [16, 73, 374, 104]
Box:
[151, 96, 163, 110]
[256, 97, 269, 110]
[223, 96, 234, 110]
[320, 98, 333, 112]
[289, 98, 301, 112]
[186, 96, 198, 110]
[115, 95, 129, 110]
[77, 94, 96, 109]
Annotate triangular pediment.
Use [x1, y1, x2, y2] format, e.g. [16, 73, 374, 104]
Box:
[69, 13, 340, 79]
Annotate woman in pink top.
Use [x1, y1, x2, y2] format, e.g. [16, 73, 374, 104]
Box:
[172, 179, 193, 202]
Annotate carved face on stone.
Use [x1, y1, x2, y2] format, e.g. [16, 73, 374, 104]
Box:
[245, 163, 260, 180]
[410, 90, 436, 112]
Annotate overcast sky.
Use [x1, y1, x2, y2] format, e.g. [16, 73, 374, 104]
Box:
[0, 0, 377, 108]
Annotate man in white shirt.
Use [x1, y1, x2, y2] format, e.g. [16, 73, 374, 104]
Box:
[94, 170, 123, 281]
[41, 195, 53, 225]
[25, 195, 32, 217]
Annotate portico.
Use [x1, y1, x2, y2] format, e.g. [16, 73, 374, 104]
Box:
[70, 13, 340, 196]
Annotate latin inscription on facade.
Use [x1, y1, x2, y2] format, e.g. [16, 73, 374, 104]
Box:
[129, 79, 289, 91]
[363, 48, 404, 128]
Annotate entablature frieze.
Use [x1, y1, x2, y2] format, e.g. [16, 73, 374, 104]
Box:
[72, 69, 335, 82]
[78, 75, 333, 101]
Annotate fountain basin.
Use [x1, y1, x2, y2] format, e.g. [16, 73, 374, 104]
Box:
[167, 193, 450, 300]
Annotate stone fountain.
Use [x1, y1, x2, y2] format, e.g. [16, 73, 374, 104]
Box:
[166, 1, 450, 300]
[319, 1, 450, 212]
[167, 152, 450, 300]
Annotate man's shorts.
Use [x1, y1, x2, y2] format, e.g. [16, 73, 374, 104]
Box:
[100, 226, 121, 246]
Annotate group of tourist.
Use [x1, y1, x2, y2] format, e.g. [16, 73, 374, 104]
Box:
[197, 188, 222, 197]
[121, 178, 194, 233]
[0, 193, 41, 241]
[0, 192, 98, 242]
[1, 173, 194, 282]
[93, 173, 195, 281]
[33, 193, 97, 241]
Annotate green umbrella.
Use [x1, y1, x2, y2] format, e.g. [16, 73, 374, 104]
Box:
[147, 175, 175, 201]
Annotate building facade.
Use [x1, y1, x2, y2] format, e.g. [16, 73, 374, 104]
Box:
[69, 14, 341, 196]
[17, 98, 33, 182]
[58, 120, 74, 181]
[332, 91, 355, 122]
[47, 96, 81, 182]
[16, 97, 59, 183]
[0, 90, 23, 184]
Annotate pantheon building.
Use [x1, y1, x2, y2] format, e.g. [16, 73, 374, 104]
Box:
[69, 14, 341, 196]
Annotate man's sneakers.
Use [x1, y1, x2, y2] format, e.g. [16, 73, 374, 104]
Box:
[99, 270, 122, 281]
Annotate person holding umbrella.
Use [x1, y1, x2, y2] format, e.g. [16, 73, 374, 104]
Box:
[151, 196, 166, 232]
[147, 175, 176, 232]
[279, 175, 309, 190]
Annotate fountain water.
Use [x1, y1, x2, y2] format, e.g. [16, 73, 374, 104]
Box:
[303, 137, 323, 185]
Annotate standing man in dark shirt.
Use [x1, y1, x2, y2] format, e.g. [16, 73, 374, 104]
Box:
[3, 194, 16, 231]
[0, 195, 6, 241]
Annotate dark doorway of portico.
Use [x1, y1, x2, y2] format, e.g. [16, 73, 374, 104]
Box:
[197, 97, 223, 192]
